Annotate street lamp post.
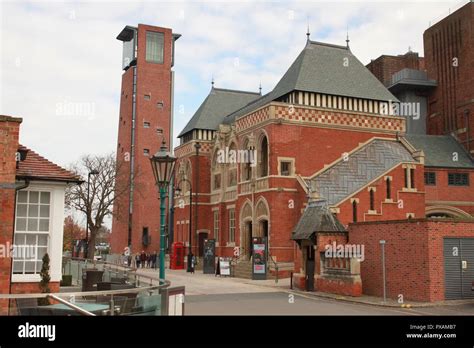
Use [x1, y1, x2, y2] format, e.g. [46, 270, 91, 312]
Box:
[86, 169, 99, 258]
[175, 178, 193, 272]
[150, 141, 177, 281]
[194, 142, 201, 257]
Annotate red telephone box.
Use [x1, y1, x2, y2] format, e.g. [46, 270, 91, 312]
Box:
[170, 242, 185, 270]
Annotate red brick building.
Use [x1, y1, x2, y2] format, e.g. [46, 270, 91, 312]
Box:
[424, 1, 474, 153]
[173, 38, 444, 275]
[173, 22, 474, 300]
[0, 115, 81, 314]
[111, 24, 180, 254]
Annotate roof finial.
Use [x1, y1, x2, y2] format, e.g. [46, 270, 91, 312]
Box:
[346, 27, 350, 48]
[211, 76, 214, 88]
[306, 16, 310, 42]
[259, 82, 262, 95]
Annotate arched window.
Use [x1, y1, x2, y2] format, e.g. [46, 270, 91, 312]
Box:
[228, 142, 237, 187]
[259, 135, 268, 177]
[241, 138, 252, 182]
[212, 150, 221, 190]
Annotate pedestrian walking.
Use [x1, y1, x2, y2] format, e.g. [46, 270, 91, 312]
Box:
[190, 254, 196, 274]
[152, 251, 157, 269]
[140, 251, 146, 268]
[135, 253, 141, 269]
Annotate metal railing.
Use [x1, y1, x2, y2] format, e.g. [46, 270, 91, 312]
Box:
[0, 257, 177, 316]
[268, 254, 279, 284]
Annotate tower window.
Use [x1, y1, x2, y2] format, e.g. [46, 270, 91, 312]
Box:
[144, 95, 151, 101]
[143, 121, 150, 128]
[143, 149, 150, 156]
[142, 227, 150, 246]
[145, 31, 164, 64]
[157, 128, 163, 134]
[157, 101, 164, 109]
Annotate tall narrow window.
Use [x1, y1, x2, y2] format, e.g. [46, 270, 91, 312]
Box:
[229, 209, 235, 243]
[386, 178, 391, 200]
[259, 136, 268, 177]
[213, 211, 219, 242]
[369, 189, 375, 211]
[146, 31, 164, 63]
[404, 168, 409, 188]
[352, 200, 357, 222]
[410, 168, 415, 189]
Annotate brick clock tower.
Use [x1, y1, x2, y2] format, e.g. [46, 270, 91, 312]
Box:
[111, 24, 180, 254]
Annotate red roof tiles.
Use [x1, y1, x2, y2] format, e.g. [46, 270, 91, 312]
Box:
[16, 145, 82, 183]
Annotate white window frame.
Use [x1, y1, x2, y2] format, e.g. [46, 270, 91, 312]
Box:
[12, 189, 52, 279]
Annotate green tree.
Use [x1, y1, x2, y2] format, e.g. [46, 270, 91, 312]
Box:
[38, 253, 51, 306]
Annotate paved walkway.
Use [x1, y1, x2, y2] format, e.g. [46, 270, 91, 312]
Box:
[137, 268, 474, 311]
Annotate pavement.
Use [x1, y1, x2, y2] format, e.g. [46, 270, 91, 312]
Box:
[136, 268, 474, 315]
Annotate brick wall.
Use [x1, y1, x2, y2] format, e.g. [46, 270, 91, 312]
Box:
[112, 24, 176, 254]
[424, 2, 474, 153]
[425, 167, 474, 216]
[0, 116, 22, 315]
[367, 52, 425, 86]
[349, 219, 474, 302]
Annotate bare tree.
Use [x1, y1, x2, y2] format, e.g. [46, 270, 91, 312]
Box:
[66, 153, 131, 259]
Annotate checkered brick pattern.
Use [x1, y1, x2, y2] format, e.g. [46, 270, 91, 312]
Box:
[274, 105, 405, 133]
[235, 107, 270, 132]
[174, 140, 212, 158]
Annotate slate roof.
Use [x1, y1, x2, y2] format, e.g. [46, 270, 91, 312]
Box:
[224, 40, 398, 124]
[292, 198, 346, 242]
[307, 139, 416, 206]
[16, 145, 82, 183]
[404, 134, 474, 169]
[178, 87, 260, 137]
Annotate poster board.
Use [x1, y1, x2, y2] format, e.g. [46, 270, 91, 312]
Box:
[252, 237, 267, 280]
[219, 258, 231, 276]
[203, 239, 216, 274]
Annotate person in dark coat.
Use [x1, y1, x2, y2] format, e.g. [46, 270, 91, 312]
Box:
[135, 253, 141, 269]
[152, 251, 158, 269]
[190, 254, 196, 274]
[140, 251, 146, 268]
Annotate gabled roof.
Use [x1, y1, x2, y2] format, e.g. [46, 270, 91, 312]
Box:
[224, 40, 398, 123]
[404, 134, 474, 169]
[16, 145, 82, 183]
[178, 87, 260, 137]
[292, 198, 346, 242]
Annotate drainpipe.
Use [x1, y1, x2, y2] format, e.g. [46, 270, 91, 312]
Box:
[128, 66, 138, 250]
[8, 179, 30, 315]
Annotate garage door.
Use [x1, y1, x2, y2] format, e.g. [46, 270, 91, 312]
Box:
[444, 238, 474, 300]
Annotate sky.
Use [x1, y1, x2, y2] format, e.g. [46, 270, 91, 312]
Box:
[1, 0, 467, 171]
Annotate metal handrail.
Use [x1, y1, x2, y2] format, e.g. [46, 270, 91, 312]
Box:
[47, 294, 95, 316]
[0, 280, 170, 299]
[268, 254, 279, 284]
